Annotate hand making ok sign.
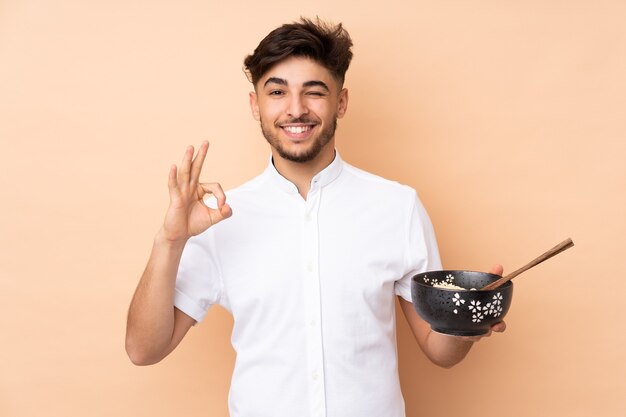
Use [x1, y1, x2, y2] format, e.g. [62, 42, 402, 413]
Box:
[161, 141, 232, 243]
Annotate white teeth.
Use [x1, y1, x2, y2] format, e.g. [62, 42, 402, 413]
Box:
[284, 126, 311, 134]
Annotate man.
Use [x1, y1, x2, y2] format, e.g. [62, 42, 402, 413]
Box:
[126, 18, 505, 417]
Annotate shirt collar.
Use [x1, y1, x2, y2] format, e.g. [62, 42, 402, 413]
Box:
[264, 151, 344, 194]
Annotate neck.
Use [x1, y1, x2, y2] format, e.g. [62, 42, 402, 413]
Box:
[272, 142, 336, 199]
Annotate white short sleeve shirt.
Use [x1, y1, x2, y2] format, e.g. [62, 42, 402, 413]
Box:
[175, 152, 441, 417]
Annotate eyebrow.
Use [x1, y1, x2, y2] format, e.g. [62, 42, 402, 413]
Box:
[303, 80, 330, 92]
[264, 77, 288, 87]
[263, 77, 330, 92]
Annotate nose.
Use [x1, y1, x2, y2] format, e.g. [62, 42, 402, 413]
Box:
[286, 95, 309, 119]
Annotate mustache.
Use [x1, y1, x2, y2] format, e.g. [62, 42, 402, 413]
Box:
[275, 117, 318, 125]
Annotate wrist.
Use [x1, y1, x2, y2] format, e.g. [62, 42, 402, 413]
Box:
[154, 228, 189, 250]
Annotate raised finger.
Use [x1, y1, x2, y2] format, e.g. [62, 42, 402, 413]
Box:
[168, 164, 178, 190]
[190, 141, 209, 185]
[179, 145, 194, 186]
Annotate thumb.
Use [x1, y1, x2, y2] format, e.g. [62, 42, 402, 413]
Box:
[489, 264, 504, 276]
[208, 203, 233, 226]
[219, 203, 233, 219]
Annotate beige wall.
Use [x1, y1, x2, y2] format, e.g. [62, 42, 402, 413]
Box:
[1, 1, 624, 416]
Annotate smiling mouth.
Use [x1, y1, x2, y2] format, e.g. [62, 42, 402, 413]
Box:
[283, 125, 312, 134]
[280, 124, 317, 140]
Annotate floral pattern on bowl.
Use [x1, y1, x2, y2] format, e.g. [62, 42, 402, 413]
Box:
[411, 270, 513, 336]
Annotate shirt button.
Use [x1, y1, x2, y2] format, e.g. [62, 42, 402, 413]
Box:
[309, 320, 316, 327]
[307, 263, 313, 272]
[305, 214, 312, 222]
[312, 372, 319, 380]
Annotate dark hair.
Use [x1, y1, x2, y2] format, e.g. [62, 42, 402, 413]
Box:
[243, 17, 353, 87]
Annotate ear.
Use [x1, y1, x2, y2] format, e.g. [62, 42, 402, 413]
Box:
[337, 88, 349, 119]
[249, 91, 260, 121]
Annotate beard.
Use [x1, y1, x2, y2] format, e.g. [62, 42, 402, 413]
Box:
[260, 116, 337, 163]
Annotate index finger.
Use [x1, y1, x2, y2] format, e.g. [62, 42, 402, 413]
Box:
[190, 140, 210, 184]
[200, 182, 227, 208]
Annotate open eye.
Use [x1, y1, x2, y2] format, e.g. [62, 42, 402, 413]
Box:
[268, 90, 285, 96]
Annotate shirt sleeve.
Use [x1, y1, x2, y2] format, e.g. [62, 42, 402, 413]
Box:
[394, 191, 442, 302]
[174, 231, 223, 324]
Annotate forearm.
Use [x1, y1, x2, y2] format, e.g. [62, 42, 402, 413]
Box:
[421, 330, 474, 368]
[125, 230, 187, 364]
[125, 142, 230, 365]
[399, 297, 474, 368]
